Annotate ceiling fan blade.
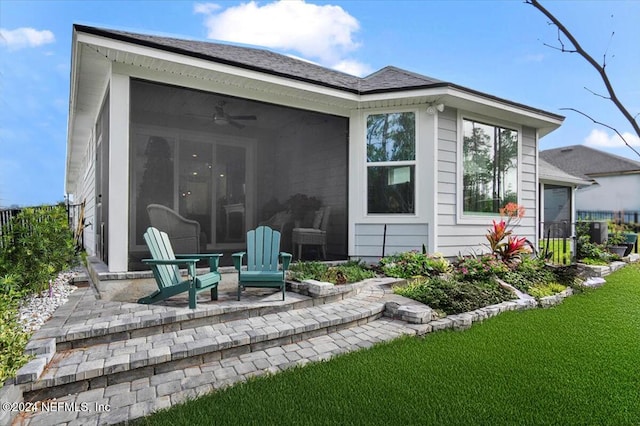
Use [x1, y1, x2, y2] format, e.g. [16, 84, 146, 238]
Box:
[228, 120, 245, 129]
[228, 115, 257, 121]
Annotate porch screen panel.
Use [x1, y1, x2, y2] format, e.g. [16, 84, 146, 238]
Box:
[132, 134, 175, 246]
[178, 140, 213, 246]
[212, 144, 246, 244]
[130, 78, 349, 267]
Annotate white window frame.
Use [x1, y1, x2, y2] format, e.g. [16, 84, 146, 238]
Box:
[456, 111, 522, 225]
[365, 109, 419, 217]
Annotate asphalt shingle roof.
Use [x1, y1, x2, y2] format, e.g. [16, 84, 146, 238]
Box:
[359, 66, 445, 92]
[538, 158, 591, 186]
[88, 26, 364, 92]
[74, 25, 562, 120]
[540, 145, 640, 180]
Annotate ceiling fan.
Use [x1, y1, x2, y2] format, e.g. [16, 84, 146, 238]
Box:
[212, 101, 257, 129]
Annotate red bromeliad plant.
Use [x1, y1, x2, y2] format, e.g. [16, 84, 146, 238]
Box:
[487, 220, 509, 253]
[486, 203, 531, 266]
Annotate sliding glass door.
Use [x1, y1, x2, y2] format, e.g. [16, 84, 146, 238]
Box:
[130, 125, 254, 251]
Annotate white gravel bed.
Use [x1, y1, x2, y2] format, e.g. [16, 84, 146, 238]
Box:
[17, 271, 79, 334]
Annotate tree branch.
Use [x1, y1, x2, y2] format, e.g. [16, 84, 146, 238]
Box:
[584, 87, 610, 100]
[527, 0, 640, 157]
[560, 108, 640, 158]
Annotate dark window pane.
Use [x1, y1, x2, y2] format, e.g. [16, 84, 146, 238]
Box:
[367, 166, 415, 214]
[367, 112, 415, 162]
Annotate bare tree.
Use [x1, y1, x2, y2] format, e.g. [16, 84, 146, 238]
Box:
[526, 0, 640, 158]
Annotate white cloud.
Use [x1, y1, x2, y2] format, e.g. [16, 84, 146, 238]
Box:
[522, 53, 544, 63]
[332, 59, 372, 77]
[194, 0, 369, 75]
[584, 128, 640, 148]
[193, 3, 221, 14]
[0, 27, 55, 50]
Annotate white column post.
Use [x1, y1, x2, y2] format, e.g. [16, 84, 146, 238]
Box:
[107, 72, 130, 272]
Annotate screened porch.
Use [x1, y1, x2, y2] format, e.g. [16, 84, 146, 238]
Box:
[127, 79, 349, 269]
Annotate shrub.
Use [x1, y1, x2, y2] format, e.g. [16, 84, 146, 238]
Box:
[580, 257, 609, 266]
[454, 254, 509, 283]
[288, 261, 375, 284]
[549, 264, 583, 289]
[501, 256, 556, 293]
[288, 261, 328, 282]
[0, 273, 24, 298]
[322, 261, 376, 284]
[394, 276, 514, 315]
[527, 282, 567, 299]
[501, 257, 574, 297]
[0, 206, 76, 382]
[380, 251, 452, 279]
[0, 206, 77, 294]
[0, 293, 32, 382]
[575, 220, 612, 263]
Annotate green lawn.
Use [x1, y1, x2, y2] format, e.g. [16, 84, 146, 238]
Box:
[539, 238, 573, 264]
[136, 263, 640, 425]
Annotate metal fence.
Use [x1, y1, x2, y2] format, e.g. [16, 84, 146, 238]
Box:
[539, 219, 639, 265]
[539, 221, 575, 265]
[577, 210, 640, 225]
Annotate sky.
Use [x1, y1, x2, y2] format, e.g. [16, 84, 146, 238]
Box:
[1, 0, 639, 208]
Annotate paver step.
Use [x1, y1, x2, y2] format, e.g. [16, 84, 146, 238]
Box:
[9, 269, 547, 426]
[29, 278, 387, 351]
[17, 317, 426, 426]
[29, 294, 321, 350]
[22, 297, 387, 402]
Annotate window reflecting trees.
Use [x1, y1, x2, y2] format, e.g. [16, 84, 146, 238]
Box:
[463, 119, 518, 214]
[366, 112, 416, 214]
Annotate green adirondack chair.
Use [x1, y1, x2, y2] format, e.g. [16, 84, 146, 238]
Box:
[232, 226, 292, 301]
[139, 227, 222, 309]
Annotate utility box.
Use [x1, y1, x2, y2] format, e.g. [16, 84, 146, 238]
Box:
[588, 221, 608, 245]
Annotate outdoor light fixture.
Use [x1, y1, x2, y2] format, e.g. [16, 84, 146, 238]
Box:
[426, 103, 445, 115]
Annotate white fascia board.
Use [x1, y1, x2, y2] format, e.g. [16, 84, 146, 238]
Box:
[75, 32, 360, 105]
[359, 87, 449, 106]
[66, 31, 82, 193]
[74, 31, 563, 134]
[444, 87, 563, 133]
[360, 86, 563, 133]
[539, 177, 591, 187]
[67, 40, 110, 193]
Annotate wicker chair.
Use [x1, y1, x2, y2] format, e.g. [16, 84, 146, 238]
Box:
[146, 204, 202, 254]
[291, 206, 331, 260]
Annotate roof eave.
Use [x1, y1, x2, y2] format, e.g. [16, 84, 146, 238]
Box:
[586, 169, 640, 178]
[73, 24, 361, 95]
[539, 176, 593, 186]
[65, 28, 81, 193]
[72, 24, 565, 131]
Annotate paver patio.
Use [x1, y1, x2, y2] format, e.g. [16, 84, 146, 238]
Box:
[6, 260, 557, 426]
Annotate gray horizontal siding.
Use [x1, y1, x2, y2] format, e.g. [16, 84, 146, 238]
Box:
[354, 223, 429, 259]
[436, 111, 538, 257]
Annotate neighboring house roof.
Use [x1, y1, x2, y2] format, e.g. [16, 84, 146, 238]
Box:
[74, 25, 563, 120]
[540, 145, 640, 180]
[539, 158, 591, 186]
